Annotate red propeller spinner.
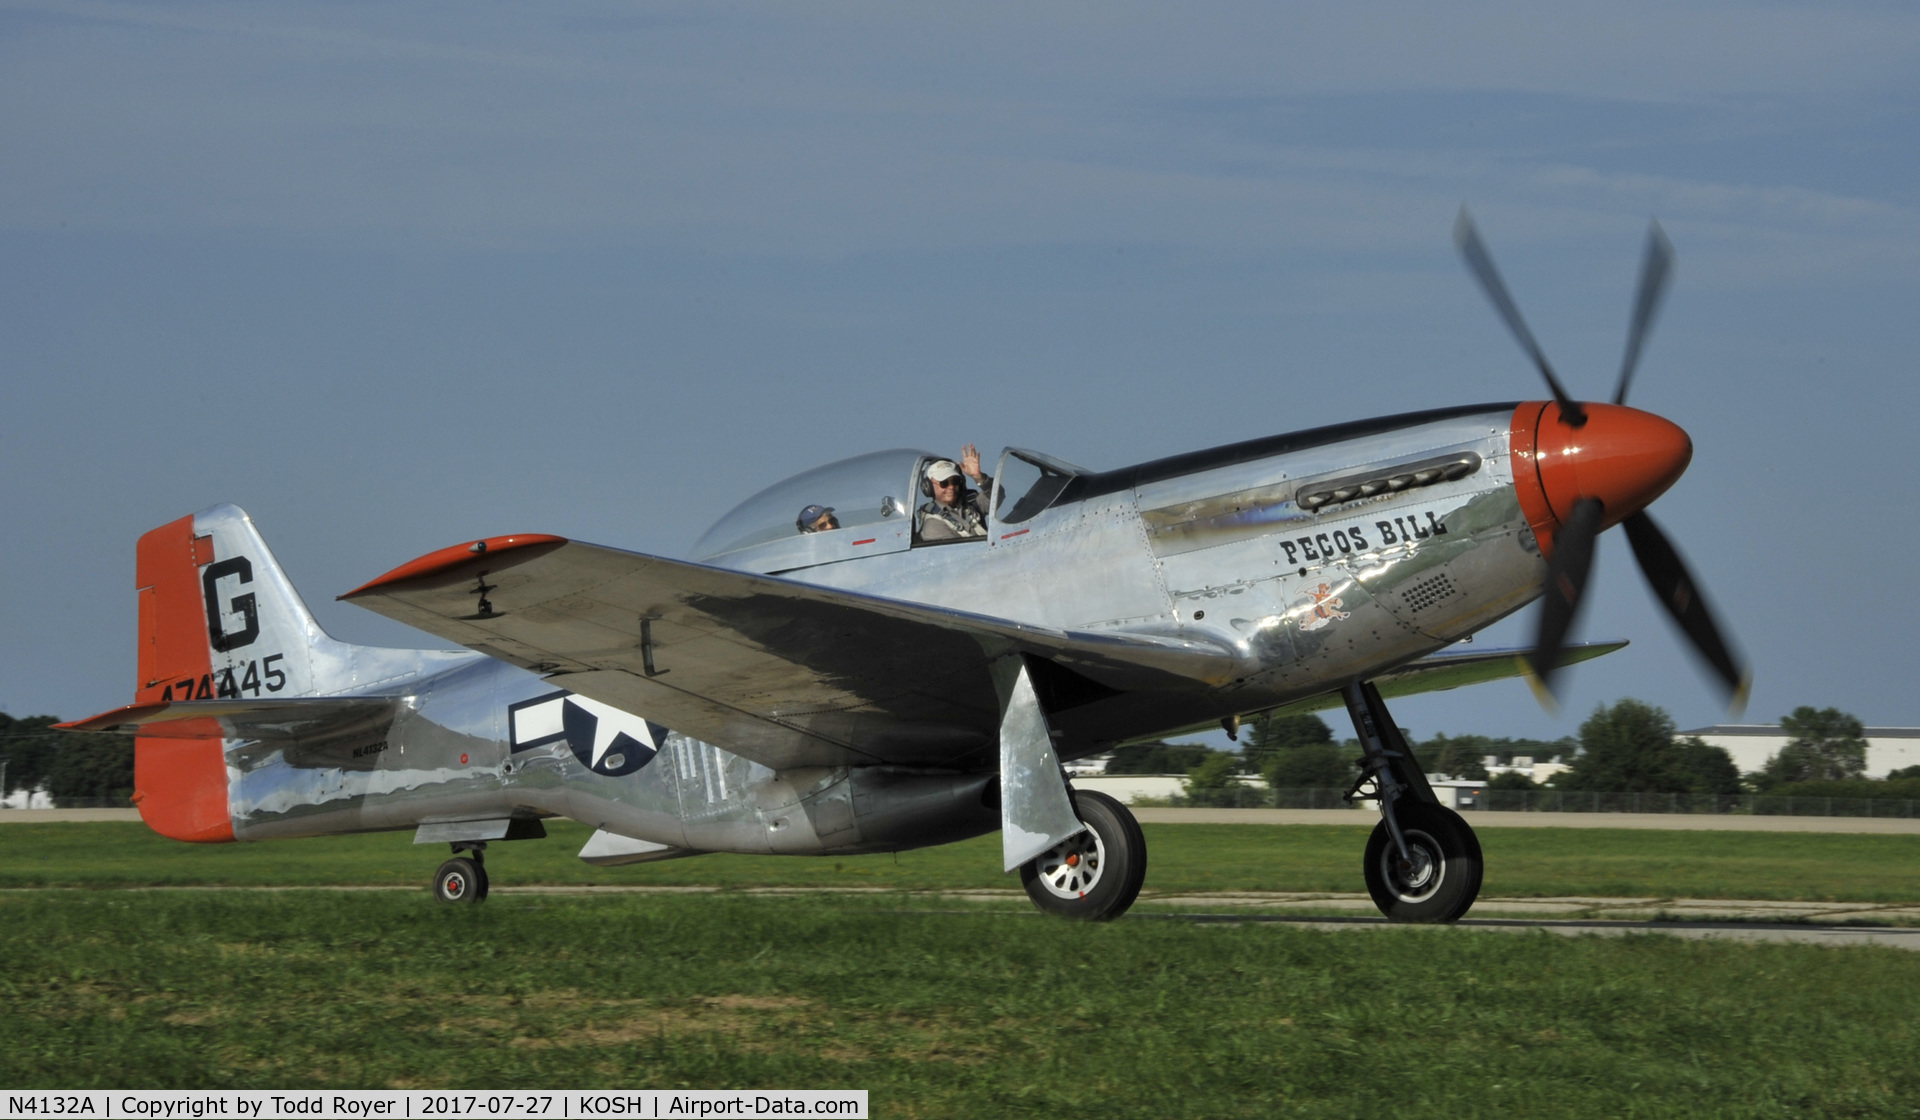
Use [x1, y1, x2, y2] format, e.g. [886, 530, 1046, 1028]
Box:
[1510, 401, 1692, 557]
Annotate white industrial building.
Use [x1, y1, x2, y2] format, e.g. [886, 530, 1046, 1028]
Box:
[1680, 726, 1920, 779]
[1071, 773, 1189, 802]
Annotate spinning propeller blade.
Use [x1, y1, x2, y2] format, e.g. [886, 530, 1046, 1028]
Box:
[1454, 208, 1586, 427]
[1621, 511, 1749, 712]
[1457, 211, 1748, 707]
[1613, 221, 1673, 405]
[1528, 497, 1603, 695]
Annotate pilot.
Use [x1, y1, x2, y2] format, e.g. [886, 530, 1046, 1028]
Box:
[915, 444, 993, 542]
[797, 504, 839, 533]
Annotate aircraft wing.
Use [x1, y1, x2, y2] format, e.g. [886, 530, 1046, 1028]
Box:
[340, 536, 1241, 771]
[1375, 640, 1626, 700]
[58, 697, 398, 741]
[1248, 640, 1629, 721]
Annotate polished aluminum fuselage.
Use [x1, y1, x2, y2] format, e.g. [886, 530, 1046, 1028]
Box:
[227, 405, 1545, 858]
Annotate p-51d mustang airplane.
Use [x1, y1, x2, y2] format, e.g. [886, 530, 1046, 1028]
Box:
[63, 215, 1746, 922]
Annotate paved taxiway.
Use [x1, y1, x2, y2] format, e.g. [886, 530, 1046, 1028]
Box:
[10, 881, 1913, 949]
[1164, 914, 1920, 950]
[519, 886, 1920, 948]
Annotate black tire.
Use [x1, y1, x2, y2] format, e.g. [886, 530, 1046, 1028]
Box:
[1362, 802, 1482, 923]
[434, 857, 486, 904]
[1019, 790, 1148, 921]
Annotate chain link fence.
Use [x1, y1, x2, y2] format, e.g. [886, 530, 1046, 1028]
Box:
[1171, 786, 1920, 817]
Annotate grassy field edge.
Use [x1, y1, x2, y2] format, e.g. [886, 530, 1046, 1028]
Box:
[5, 820, 1920, 903]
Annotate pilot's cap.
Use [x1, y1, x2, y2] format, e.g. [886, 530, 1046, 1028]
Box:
[797, 504, 835, 531]
[925, 460, 963, 483]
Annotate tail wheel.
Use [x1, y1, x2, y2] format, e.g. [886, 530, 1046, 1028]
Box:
[1019, 790, 1148, 921]
[434, 857, 487, 904]
[1362, 803, 1482, 923]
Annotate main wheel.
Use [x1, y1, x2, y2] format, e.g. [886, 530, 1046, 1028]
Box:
[1020, 790, 1148, 921]
[1362, 802, 1481, 923]
[433, 857, 487, 904]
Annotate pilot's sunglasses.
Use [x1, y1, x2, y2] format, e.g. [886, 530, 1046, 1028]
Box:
[932, 476, 960, 487]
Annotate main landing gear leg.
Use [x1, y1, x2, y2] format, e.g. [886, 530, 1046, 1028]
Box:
[991, 654, 1148, 921]
[433, 841, 490, 904]
[1341, 680, 1481, 923]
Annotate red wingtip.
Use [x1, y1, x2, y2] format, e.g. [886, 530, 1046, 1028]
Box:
[340, 534, 568, 599]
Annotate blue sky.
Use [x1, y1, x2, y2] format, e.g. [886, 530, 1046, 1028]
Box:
[5, 2, 1918, 746]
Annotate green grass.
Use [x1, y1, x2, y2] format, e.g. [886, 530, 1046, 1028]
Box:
[6, 821, 1920, 902]
[3, 890, 1919, 1116]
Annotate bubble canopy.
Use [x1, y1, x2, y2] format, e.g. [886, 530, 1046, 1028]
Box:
[692, 448, 934, 562]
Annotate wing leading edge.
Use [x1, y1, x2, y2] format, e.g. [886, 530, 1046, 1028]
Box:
[1238, 640, 1629, 724]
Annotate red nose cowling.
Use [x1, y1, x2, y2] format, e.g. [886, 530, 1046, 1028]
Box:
[1509, 401, 1692, 558]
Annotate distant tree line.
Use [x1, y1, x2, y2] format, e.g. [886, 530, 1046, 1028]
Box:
[1164, 710, 1608, 794]
[1114, 699, 1909, 801]
[0, 713, 133, 801]
[1104, 741, 1215, 775]
[1550, 700, 1741, 795]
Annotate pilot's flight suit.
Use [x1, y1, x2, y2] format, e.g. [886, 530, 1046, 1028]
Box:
[915, 476, 993, 542]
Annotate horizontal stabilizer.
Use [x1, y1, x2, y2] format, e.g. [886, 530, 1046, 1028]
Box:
[57, 697, 397, 741]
